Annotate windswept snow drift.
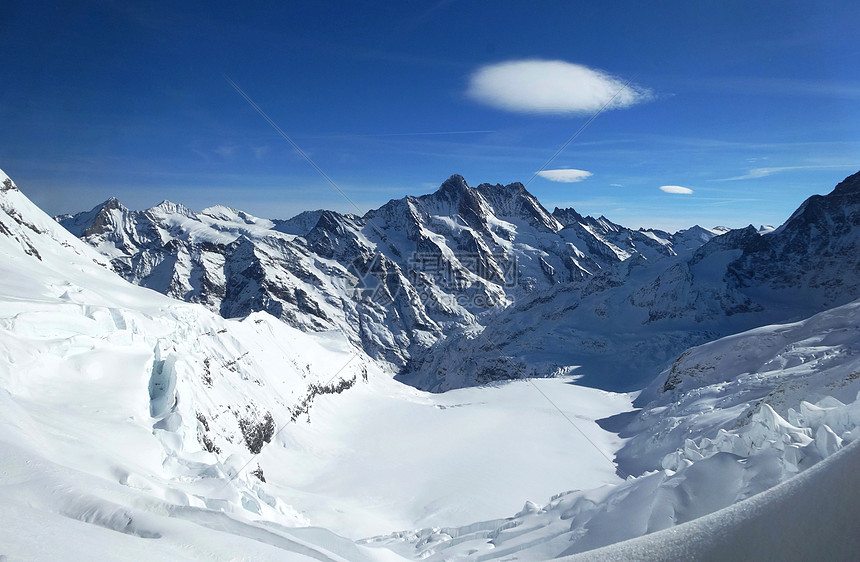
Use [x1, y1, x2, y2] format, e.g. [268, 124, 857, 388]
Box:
[562, 437, 860, 561]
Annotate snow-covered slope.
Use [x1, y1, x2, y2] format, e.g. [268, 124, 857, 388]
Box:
[562, 436, 860, 561]
[618, 296, 860, 475]
[0, 169, 390, 559]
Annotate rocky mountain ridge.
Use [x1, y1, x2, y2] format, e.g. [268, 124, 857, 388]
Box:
[58, 174, 718, 376]
[399, 171, 860, 391]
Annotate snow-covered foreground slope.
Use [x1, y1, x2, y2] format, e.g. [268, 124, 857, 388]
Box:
[562, 436, 860, 561]
[0, 170, 392, 559]
[363, 300, 860, 560]
[0, 170, 632, 557]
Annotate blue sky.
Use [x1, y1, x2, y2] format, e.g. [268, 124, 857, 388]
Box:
[2, 1, 858, 231]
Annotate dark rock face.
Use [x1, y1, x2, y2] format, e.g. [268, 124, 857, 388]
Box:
[727, 171, 860, 309]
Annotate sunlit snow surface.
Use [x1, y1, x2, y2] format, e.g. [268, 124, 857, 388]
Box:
[2, 168, 859, 560]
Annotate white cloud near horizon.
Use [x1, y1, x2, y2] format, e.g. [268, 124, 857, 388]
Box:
[660, 185, 694, 194]
[466, 60, 653, 115]
[537, 168, 593, 183]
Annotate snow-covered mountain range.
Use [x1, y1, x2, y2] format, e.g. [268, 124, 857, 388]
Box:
[2, 168, 860, 559]
[58, 173, 860, 393]
[58, 175, 727, 383]
[403, 171, 860, 391]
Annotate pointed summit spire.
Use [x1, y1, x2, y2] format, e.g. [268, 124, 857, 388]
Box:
[437, 174, 471, 198]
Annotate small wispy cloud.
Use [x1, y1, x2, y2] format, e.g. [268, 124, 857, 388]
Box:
[537, 168, 593, 183]
[660, 185, 694, 194]
[721, 166, 805, 181]
[215, 144, 237, 158]
[691, 76, 860, 100]
[466, 59, 653, 115]
[252, 145, 270, 160]
[719, 164, 857, 181]
[609, 183, 624, 187]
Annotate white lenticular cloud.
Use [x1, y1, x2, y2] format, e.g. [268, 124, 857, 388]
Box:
[660, 185, 694, 194]
[537, 169, 593, 183]
[467, 59, 653, 115]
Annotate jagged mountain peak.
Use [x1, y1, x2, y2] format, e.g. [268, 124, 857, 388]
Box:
[690, 223, 760, 265]
[594, 215, 622, 231]
[675, 224, 713, 236]
[553, 207, 625, 236]
[473, 180, 561, 232]
[831, 169, 860, 196]
[552, 206, 585, 224]
[55, 196, 129, 238]
[437, 173, 471, 196]
[310, 209, 357, 234]
[102, 196, 124, 210]
[723, 170, 860, 309]
[776, 169, 860, 234]
[395, 175, 559, 232]
[148, 199, 197, 218]
[272, 209, 326, 236]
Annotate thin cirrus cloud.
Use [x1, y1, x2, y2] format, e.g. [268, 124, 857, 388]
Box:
[466, 59, 653, 115]
[719, 165, 857, 181]
[215, 144, 237, 158]
[659, 185, 694, 194]
[537, 169, 593, 183]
